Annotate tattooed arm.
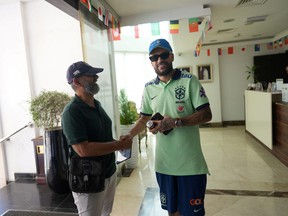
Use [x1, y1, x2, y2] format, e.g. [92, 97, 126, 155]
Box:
[155, 106, 212, 133]
[180, 105, 212, 126]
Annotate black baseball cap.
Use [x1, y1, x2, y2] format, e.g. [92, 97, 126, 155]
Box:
[66, 61, 103, 84]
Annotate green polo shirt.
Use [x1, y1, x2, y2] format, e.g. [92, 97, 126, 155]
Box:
[62, 95, 116, 178]
[141, 69, 210, 176]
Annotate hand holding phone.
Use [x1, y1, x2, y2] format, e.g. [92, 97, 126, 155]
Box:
[146, 112, 173, 135]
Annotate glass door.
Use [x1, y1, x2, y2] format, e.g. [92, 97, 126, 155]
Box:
[79, 4, 120, 138]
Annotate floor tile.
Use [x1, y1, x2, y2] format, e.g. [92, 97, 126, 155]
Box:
[1, 126, 288, 216]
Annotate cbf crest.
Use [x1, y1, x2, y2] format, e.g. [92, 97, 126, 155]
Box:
[175, 85, 185, 100]
[175, 86, 186, 113]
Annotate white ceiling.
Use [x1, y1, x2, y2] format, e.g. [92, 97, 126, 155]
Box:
[2, 0, 287, 54]
[105, 0, 288, 52]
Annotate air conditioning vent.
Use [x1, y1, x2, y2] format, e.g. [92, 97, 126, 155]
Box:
[236, 0, 268, 7]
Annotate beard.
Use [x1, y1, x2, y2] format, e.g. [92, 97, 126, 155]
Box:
[153, 61, 173, 76]
[83, 81, 100, 95]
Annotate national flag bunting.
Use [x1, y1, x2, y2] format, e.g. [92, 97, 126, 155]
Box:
[266, 42, 273, 50]
[104, 9, 109, 26]
[207, 20, 213, 31]
[218, 48, 222, 56]
[279, 38, 283, 47]
[228, 47, 233, 55]
[254, 44, 260, 52]
[87, 0, 92, 11]
[112, 16, 120, 33]
[80, 0, 91, 11]
[112, 28, 121, 41]
[98, 2, 103, 21]
[134, 25, 139, 39]
[189, 18, 199, 33]
[170, 20, 179, 34]
[285, 36, 288, 45]
[195, 41, 201, 57]
[151, 23, 160, 36]
[207, 49, 210, 56]
[274, 41, 277, 49]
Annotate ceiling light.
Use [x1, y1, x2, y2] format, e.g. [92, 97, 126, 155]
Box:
[246, 15, 268, 23]
[245, 22, 254, 25]
[224, 19, 235, 23]
[217, 28, 235, 34]
[252, 34, 262, 37]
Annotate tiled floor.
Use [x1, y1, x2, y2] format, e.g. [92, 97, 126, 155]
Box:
[0, 181, 77, 215]
[1, 126, 288, 216]
[112, 126, 288, 216]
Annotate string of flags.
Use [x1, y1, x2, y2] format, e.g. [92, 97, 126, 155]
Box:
[80, 0, 211, 45]
[80, 0, 121, 36]
[213, 36, 288, 57]
[80, 0, 287, 56]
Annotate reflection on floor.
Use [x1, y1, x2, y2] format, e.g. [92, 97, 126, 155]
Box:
[0, 182, 77, 215]
[1, 126, 288, 216]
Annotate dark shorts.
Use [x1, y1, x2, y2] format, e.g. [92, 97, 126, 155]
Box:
[156, 172, 207, 216]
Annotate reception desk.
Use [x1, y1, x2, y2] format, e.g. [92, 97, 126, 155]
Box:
[245, 90, 282, 149]
[273, 102, 288, 166]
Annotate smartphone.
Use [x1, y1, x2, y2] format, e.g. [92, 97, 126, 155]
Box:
[150, 112, 173, 135]
[151, 112, 164, 120]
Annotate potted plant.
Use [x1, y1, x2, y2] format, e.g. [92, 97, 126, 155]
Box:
[245, 65, 259, 83]
[29, 90, 71, 194]
[118, 89, 139, 169]
[118, 89, 138, 125]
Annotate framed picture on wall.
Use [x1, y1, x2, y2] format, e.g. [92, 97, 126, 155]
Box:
[196, 64, 213, 82]
[176, 66, 192, 73]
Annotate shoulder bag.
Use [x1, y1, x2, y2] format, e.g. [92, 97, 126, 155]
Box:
[68, 157, 105, 193]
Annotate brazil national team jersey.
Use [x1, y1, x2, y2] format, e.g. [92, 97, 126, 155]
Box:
[140, 69, 210, 176]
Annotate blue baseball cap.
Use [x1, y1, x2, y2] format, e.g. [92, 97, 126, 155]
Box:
[66, 61, 103, 84]
[149, 39, 173, 54]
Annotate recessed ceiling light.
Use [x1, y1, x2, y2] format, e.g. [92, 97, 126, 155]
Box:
[247, 15, 268, 23]
[217, 28, 235, 34]
[245, 22, 253, 25]
[210, 39, 218, 42]
[224, 19, 235, 23]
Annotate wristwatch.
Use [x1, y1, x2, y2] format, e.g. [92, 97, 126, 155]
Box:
[174, 118, 183, 127]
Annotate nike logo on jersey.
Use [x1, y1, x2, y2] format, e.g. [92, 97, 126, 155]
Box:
[151, 96, 157, 100]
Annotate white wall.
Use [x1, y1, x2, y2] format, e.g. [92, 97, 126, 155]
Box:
[0, 0, 35, 186]
[23, 0, 82, 95]
[0, 0, 82, 183]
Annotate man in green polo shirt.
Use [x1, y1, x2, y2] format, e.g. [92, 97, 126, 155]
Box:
[62, 61, 132, 216]
[129, 39, 212, 216]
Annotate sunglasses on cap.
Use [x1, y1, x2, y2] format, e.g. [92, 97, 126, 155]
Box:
[149, 52, 170, 62]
